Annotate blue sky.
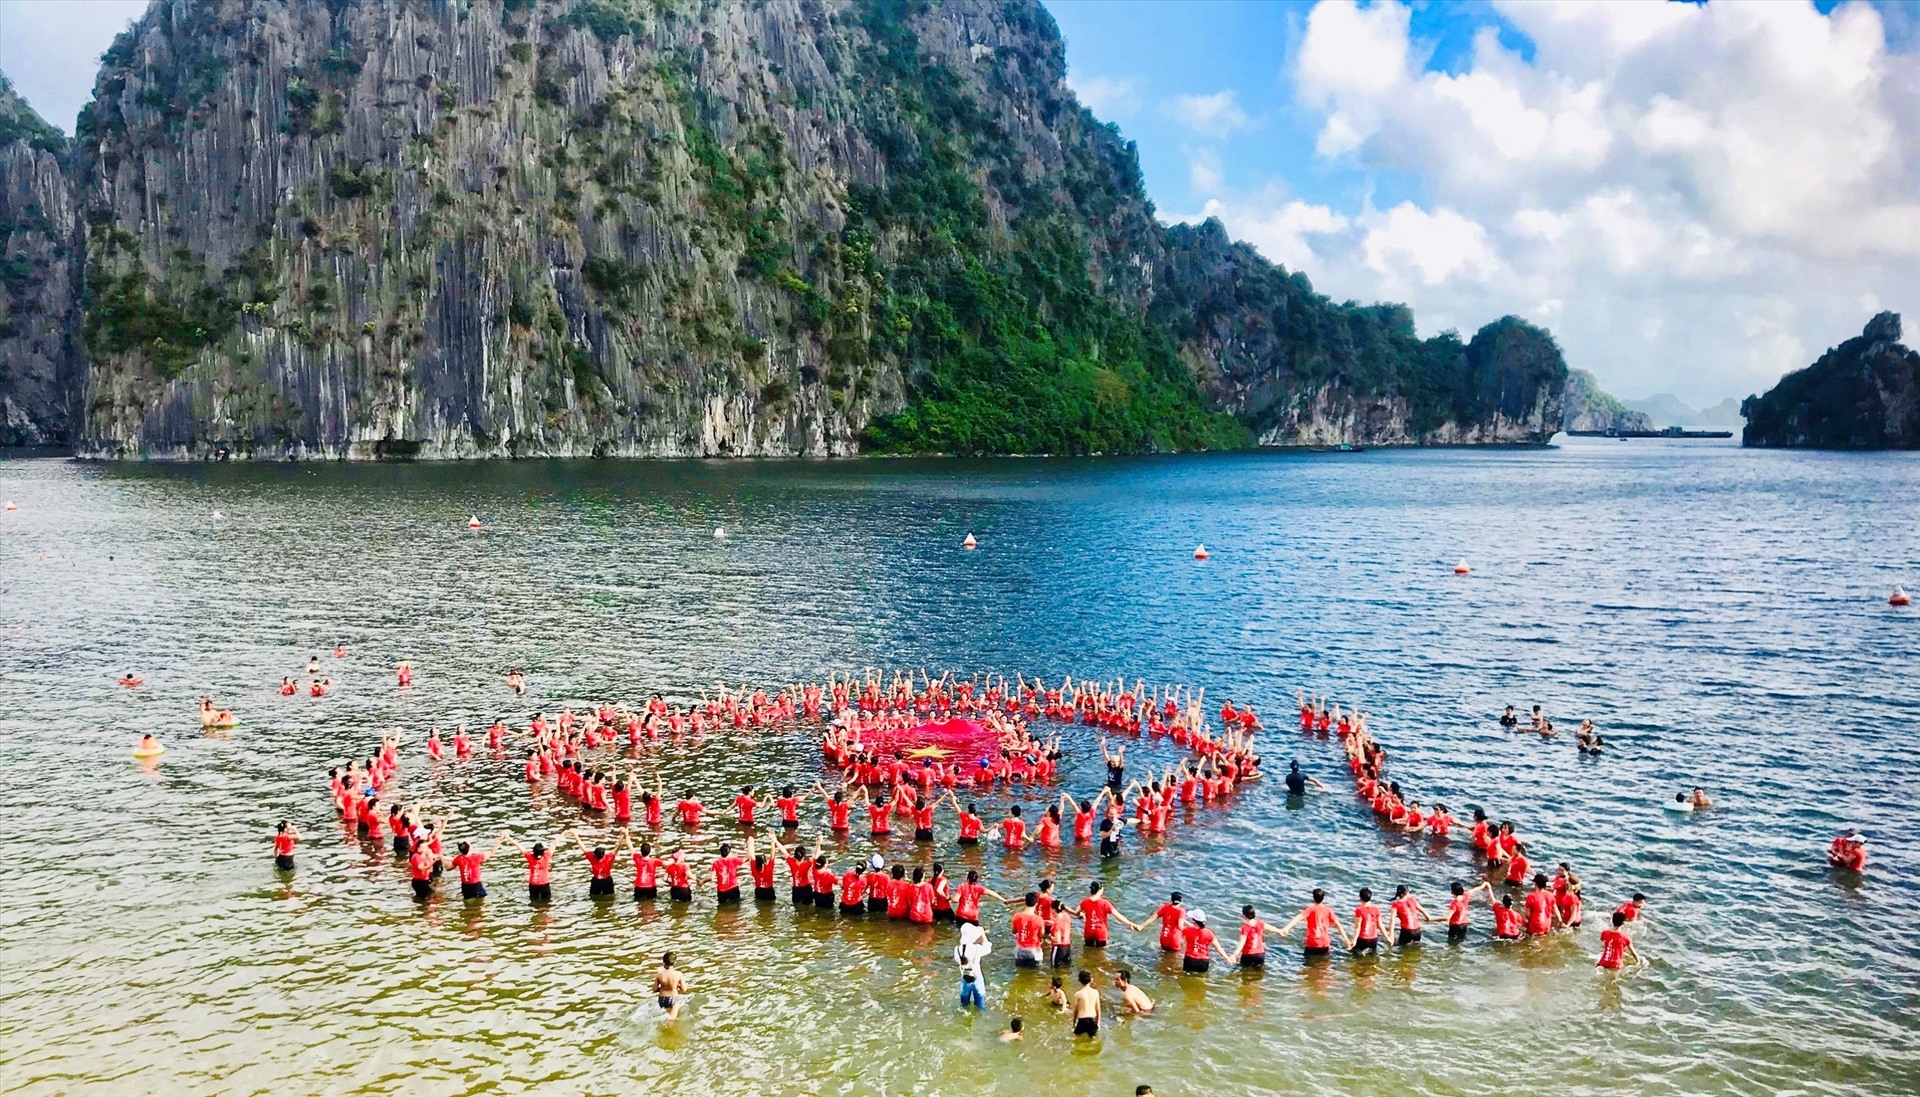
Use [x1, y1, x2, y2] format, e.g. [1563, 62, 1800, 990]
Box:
[3, 0, 1917, 407]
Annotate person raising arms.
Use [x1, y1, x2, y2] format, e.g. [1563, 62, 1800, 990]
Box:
[1445, 879, 1494, 941]
[1276, 888, 1353, 959]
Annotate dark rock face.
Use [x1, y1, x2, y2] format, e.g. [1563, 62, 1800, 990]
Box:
[1563, 368, 1651, 433]
[0, 76, 78, 446]
[11, 0, 1567, 458]
[1155, 219, 1565, 444]
[1742, 312, 1920, 450]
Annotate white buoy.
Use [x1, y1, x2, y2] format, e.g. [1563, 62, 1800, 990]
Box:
[1193, 544, 1209, 560]
[467, 515, 482, 529]
[212, 510, 225, 520]
[1453, 560, 1470, 576]
[962, 533, 977, 549]
[1893, 586, 1912, 607]
[714, 526, 728, 540]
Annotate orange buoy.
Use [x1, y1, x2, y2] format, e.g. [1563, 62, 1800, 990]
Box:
[467, 515, 482, 529]
[1193, 544, 1209, 560]
[962, 533, 977, 549]
[1453, 560, 1470, 576]
[3, 501, 15, 511]
[1892, 586, 1911, 607]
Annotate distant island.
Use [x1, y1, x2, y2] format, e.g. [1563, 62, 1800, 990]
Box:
[1742, 312, 1920, 450]
[0, 1, 1568, 460]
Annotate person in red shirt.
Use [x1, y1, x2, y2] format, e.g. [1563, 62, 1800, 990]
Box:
[1445, 879, 1493, 941]
[574, 831, 622, 899]
[732, 786, 765, 827]
[626, 838, 663, 903]
[708, 842, 744, 904]
[882, 865, 911, 919]
[1232, 905, 1268, 967]
[271, 821, 300, 872]
[1388, 885, 1432, 947]
[838, 863, 867, 915]
[1597, 910, 1642, 970]
[408, 842, 439, 901]
[864, 858, 890, 915]
[775, 784, 803, 828]
[1179, 909, 1229, 974]
[811, 855, 837, 910]
[946, 792, 983, 844]
[1010, 893, 1046, 967]
[1138, 891, 1185, 953]
[1524, 874, 1558, 935]
[954, 870, 1006, 926]
[803, 785, 841, 831]
[1277, 888, 1352, 958]
[1613, 893, 1647, 926]
[1349, 888, 1385, 955]
[1075, 881, 1136, 948]
[675, 793, 704, 829]
[663, 851, 693, 903]
[1504, 841, 1532, 889]
[909, 867, 936, 925]
[450, 834, 508, 900]
[771, 834, 813, 905]
[1491, 893, 1524, 940]
[1553, 864, 1584, 928]
[997, 806, 1027, 851]
[748, 846, 778, 903]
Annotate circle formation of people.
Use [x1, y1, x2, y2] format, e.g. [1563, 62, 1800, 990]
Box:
[251, 662, 1669, 1035]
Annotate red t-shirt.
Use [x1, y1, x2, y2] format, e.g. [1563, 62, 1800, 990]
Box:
[958, 812, 982, 839]
[1492, 904, 1523, 937]
[1001, 818, 1026, 849]
[785, 856, 813, 888]
[585, 851, 616, 879]
[734, 794, 757, 824]
[1391, 896, 1422, 931]
[1154, 903, 1184, 949]
[1525, 890, 1554, 935]
[1352, 904, 1382, 940]
[1238, 919, 1267, 956]
[1598, 928, 1630, 969]
[777, 796, 799, 824]
[1181, 924, 1216, 960]
[886, 878, 910, 918]
[453, 852, 486, 885]
[664, 861, 691, 889]
[712, 856, 743, 892]
[273, 834, 296, 856]
[631, 854, 661, 888]
[1080, 896, 1115, 939]
[677, 800, 703, 827]
[409, 848, 435, 880]
[956, 883, 985, 922]
[1304, 905, 1336, 948]
[828, 800, 851, 829]
[840, 869, 865, 904]
[1011, 910, 1044, 949]
[521, 851, 551, 884]
[749, 858, 775, 889]
[910, 882, 935, 923]
[1447, 893, 1470, 926]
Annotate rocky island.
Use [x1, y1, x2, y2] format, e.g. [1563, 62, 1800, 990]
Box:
[1742, 312, 1920, 450]
[1, 0, 1567, 459]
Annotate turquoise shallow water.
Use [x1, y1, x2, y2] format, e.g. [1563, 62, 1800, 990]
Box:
[0, 439, 1916, 1095]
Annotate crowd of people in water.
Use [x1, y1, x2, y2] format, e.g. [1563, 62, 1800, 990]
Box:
[264, 665, 1680, 1031]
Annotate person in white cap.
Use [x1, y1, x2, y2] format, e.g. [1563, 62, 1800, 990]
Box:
[955, 921, 993, 1009]
[1179, 908, 1232, 974]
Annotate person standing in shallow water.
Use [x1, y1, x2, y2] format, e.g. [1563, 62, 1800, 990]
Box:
[955, 921, 992, 1010]
[654, 952, 686, 1019]
[271, 821, 300, 872]
[1070, 970, 1101, 1037]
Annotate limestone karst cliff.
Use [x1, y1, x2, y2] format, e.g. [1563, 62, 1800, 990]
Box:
[3, 0, 1567, 458]
[1742, 312, 1920, 449]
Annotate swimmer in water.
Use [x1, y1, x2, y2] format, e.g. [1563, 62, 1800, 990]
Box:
[1499, 705, 1519, 730]
[272, 821, 300, 870]
[117, 672, 142, 688]
[506, 668, 525, 696]
[653, 952, 686, 1019]
[307, 656, 320, 675]
[1113, 970, 1153, 1014]
[1689, 787, 1712, 810]
[136, 733, 163, 756]
[1000, 1016, 1024, 1043]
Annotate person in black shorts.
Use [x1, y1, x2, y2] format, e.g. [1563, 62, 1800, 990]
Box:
[1070, 970, 1101, 1037]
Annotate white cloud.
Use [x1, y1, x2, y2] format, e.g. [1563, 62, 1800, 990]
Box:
[1068, 74, 1142, 119]
[1187, 148, 1224, 194]
[1220, 0, 1920, 405]
[1164, 90, 1253, 138]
